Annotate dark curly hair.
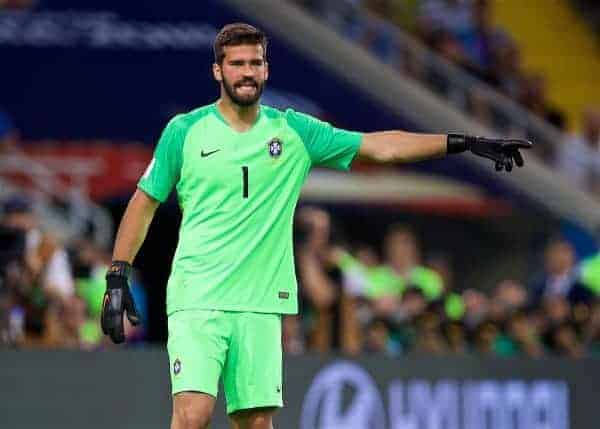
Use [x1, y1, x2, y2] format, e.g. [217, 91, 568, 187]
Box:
[213, 23, 268, 65]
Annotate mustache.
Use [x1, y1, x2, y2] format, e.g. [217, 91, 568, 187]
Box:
[234, 79, 258, 88]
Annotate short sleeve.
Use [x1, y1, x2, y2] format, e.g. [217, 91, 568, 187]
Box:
[286, 109, 363, 170]
[137, 115, 185, 202]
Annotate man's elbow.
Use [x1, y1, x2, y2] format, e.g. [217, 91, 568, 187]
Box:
[360, 138, 398, 163]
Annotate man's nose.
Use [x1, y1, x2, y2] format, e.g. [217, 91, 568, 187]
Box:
[241, 64, 254, 76]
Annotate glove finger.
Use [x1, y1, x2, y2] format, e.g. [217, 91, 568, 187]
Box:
[125, 290, 141, 326]
[513, 150, 524, 167]
[107, 288, 125, 344]
[508, 139, 533, 149]
[109, 318, 125, 344]
[505, 156, 513, 172]
[100, 292, 110, 335]
[495, 160, 503, 171]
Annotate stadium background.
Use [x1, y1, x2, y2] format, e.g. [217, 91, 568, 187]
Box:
[1, 0, 599, 428]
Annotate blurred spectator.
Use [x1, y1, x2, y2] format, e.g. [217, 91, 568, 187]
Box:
[422, 0, 503, 72]
[418, 0, 474, 40]
[518, 73, 566, 130]
[461, 0, 500, 69]
[557, 106, 600, 192]
[364, 318, 392, 354]
[547, 321, 585, 358]
[540, 296, 585, 358]
[282, 315, 305, 355]
[529, 238, 590, 306]
[414, 311, 448, 355]
[357, 0, 397, 62]
[494, 279, 527, 313]
[462, 288, 489, 331]
[383, 225, 443, 300]
[472, 320, 498, 355]
[493, 310, 544, 358]
[487, 37, 524, 99]
[426, 29, 473, 97]
[0, 194, 79, 347]
[444, 320, 468, 353]
[295, 206, 340, 352]
[584, 301, 600, 356]
[2, 197, 75, 302]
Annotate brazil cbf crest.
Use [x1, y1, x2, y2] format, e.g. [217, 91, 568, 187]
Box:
[173, 358, 181, 375]
[268, 138, 283, 158]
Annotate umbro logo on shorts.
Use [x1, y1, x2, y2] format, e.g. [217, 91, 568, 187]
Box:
[278, 291, 289, 299]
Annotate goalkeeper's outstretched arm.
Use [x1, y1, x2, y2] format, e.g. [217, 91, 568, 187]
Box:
[358, 131, 532, 172]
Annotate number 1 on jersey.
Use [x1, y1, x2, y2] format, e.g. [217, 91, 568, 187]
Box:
[242, 166, 249, 198]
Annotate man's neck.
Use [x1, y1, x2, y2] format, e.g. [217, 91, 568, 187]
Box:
[217, 98, 260, 132]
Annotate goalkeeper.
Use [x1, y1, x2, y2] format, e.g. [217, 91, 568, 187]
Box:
[100, 22, 531, 429]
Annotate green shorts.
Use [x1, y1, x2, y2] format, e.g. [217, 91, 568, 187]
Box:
[167, 310, 283, 414]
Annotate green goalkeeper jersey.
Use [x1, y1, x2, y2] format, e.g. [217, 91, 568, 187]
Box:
[138, 102, 363, 315]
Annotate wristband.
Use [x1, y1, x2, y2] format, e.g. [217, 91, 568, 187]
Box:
[447, 134, 476, 154]
[107, 260, 132, 278]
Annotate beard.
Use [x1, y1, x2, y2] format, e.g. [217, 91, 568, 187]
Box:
[222, 75, 265, 107]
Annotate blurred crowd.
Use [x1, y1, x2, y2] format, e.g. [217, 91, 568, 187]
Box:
[2, 195, 599, 358]
[286, 206, 600, 359]
[294, 0, 600, 194]
[0, 194, 147, 349]
[2, 0, 600, 356]
[294, 0, 565, 129]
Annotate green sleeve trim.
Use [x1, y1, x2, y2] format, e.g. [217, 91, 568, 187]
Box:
[137, 182, 163, 202]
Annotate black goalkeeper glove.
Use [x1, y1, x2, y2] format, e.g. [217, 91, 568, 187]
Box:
[447, 134, 533, 172]
[101, 261, 141, 344]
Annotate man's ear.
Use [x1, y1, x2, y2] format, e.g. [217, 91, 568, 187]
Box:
[212, 63, 222, 82]
[264, 61, 269, 81]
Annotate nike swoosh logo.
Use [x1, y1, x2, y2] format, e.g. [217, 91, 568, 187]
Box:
[201, 149, 220, 157]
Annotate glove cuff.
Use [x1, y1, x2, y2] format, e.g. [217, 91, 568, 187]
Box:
[447, 134, 477, 154]
[107, 260, 132, 279]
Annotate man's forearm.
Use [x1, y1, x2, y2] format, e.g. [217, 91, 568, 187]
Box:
[359, 131, 531, 172]
[359, 131, 447, 163]
[112, 189, 160, 263]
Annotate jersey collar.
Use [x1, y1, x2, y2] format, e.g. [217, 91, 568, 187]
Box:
[212, 101, 263, 134]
